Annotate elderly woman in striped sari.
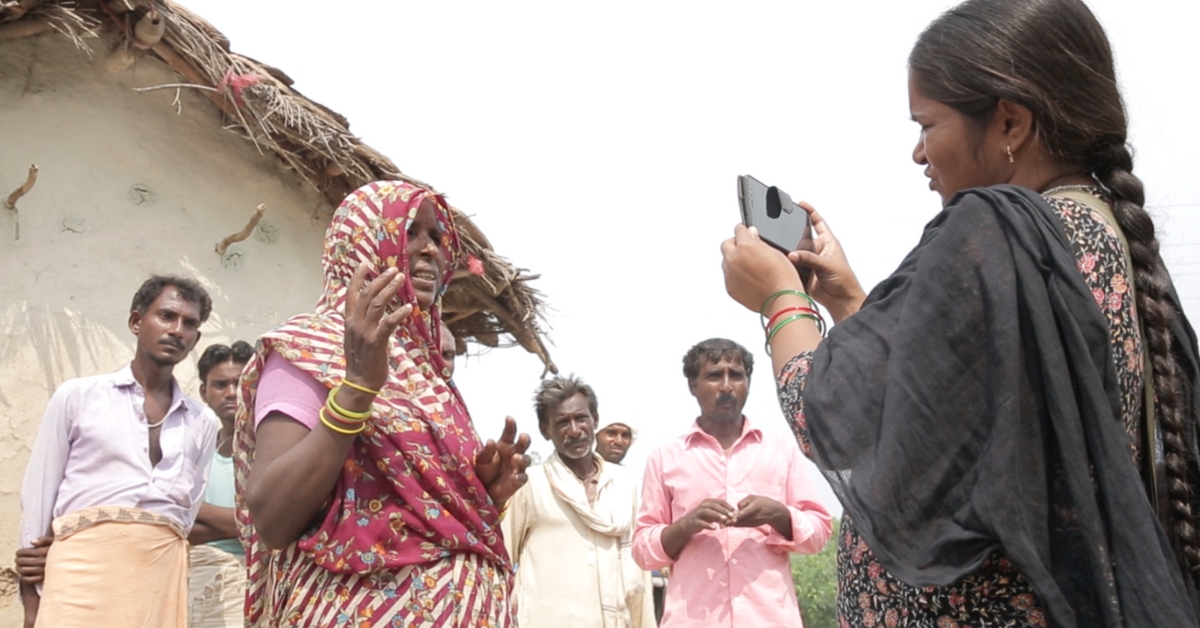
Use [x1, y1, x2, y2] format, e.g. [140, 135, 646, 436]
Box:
[234, 181, 531, 628]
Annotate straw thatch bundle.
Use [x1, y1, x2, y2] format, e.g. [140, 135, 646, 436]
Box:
[0, 0, 556, 373]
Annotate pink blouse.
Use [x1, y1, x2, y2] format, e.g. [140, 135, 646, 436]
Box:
[253, 352, 326, 430]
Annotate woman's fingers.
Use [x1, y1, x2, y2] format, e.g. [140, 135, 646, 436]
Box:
[513, 431, 532, 455]
[732, 223, 760, 243]
[348, 265, 395, 325]
[346, 262, 370, 317]
[722, 221, 806, 312]
[789, 250, 835, 272]
[380, 303, 413, 336]
[363, 268, 401, 320]
[720, 236, 737, 258]
[498, 416, 518, 446]
[509, 452, 531, 486]
[342, 265, 413, 392]
[799, 201, 833, 238]
[477, 439, 498, 466]
[797, 202, 842, 261]
[511, 452, 529, 472]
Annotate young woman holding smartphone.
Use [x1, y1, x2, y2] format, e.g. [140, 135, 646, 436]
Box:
[722, 0, 1200, 625]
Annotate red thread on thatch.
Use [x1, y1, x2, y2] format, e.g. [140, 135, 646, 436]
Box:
[217, 67, 263, 108]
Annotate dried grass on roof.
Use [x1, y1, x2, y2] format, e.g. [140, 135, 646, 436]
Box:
[0, 0, 555, 373]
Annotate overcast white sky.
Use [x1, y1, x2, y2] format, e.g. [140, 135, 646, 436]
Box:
[180, 0, 1200, 516]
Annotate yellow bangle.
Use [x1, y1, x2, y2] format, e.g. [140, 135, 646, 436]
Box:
[341, 378, 381, 396]
[319, 407, 364, 435]
[327, 386, 372, 421]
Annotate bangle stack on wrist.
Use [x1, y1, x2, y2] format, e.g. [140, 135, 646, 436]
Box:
[340, 379, 381, 396]
[760, 290, 826, 354]
[319, 380, 379, 435]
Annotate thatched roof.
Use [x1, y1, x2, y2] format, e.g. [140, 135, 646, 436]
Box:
[0, 0, 556, 374]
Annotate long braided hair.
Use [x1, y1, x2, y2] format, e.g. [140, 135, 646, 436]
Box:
[909, 0, 1200, 583]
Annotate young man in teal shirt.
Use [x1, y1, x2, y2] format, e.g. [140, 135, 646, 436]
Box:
[188, 341, 254, 627]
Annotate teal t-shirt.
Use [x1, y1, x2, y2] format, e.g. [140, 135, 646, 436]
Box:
[203, 453, 243, 556]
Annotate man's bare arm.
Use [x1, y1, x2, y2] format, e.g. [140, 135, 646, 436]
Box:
[187, 503, 238, 544]
[20, 581, 40, 628]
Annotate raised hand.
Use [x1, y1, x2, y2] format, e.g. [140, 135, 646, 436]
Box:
[786, 202, 866, 323]
[475, 416, 532, 505]
[342, 263, 412, 394]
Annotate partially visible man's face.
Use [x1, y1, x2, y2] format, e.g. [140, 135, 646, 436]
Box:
[689, 355, 749, 424]
[541, 392, 596, 461]
[595, 423, 633, 464]
[201, 360, 244, 423]
[129, 286, 202, 367]
[439, 323, 456, 379]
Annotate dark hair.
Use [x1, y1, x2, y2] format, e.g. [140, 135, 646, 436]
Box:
[682, 338, 754, 382]
[198, 341, 254, 383]
[911, 0, 1199, 577]
[533, 374, 599, 430]
[130, 275, 213, 323]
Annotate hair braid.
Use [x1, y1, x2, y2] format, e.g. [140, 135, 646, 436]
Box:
[1094, 142, 1200, 576]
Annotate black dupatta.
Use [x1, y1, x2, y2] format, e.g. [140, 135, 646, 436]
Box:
[803, 185, 1199, 627]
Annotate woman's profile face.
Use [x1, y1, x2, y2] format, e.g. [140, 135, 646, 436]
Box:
[406, 198, 449, 310]
[909, 72, 1004, 206]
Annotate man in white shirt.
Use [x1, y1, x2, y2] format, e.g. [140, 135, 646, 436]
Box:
[17, 275, 217, 628]
[187, 340, 254, 627]
[503, 375, 654, 628]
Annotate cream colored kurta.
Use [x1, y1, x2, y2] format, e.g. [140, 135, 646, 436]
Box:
[503, 454, 655, 628]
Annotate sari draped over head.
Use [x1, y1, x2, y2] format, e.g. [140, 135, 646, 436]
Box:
[233, 181, 512, 626]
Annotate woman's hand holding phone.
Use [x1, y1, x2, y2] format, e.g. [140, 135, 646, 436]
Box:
[721, 224, 803, 314]
[722, 224, 824, 376]
[787, 202, 866, 324]
[724, 197, 866, 324]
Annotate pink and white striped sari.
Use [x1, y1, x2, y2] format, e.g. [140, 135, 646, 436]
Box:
[233, 181, 512, 627]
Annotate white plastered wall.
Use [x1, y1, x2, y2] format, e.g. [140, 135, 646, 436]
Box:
[0, 31, 330, 621]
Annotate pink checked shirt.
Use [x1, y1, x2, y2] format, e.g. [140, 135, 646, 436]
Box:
[632, 416, 832, 628]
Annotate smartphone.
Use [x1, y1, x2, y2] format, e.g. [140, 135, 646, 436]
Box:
[737, 175, 813, 253]
[737, 175, 814, 281]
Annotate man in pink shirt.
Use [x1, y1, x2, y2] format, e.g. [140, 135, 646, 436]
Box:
[633, 338, 832, 627]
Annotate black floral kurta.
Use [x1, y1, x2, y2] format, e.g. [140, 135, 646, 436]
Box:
[777, 189, 1144, 628]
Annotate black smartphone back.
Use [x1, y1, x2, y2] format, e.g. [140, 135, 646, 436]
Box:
[737, 175, 813, 254]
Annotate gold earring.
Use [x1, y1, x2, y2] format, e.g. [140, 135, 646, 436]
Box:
[1006, 145, 1014, 164]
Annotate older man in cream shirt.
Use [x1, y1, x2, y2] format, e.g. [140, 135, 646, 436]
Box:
[503, 375, 653, 628]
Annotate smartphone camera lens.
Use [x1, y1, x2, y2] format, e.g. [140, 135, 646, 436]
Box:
[766, 187, 783, 219]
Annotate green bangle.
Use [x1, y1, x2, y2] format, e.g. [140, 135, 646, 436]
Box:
[759, 290, 818, 320]
[764, 313, 823, 355]
[768, 313, 821, 342]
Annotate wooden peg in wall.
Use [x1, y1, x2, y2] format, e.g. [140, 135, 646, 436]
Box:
[5, 164, 38, 240]
[216, 204, 266, 255]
